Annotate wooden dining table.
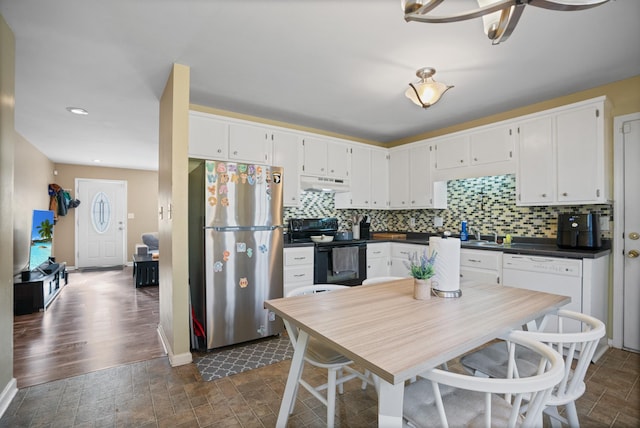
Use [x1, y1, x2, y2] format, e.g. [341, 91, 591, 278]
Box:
[264, 278, 570, 427]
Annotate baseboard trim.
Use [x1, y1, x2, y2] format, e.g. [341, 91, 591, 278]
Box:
[0, 378, 18, 419]
[157, 324, 192, 367]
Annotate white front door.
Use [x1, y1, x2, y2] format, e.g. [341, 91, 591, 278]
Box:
[622, 118, 640, 352]
[75, 179, 127, 269]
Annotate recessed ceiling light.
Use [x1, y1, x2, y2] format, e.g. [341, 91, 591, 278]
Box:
[93, 159, 101, 163]
[66, 107, 88, 115]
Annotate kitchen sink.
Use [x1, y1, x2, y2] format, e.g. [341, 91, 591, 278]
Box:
[463, 240, 504, 248]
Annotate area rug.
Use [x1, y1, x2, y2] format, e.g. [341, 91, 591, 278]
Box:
[195, 335, 293, 381]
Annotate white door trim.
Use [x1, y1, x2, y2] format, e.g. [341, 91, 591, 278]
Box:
[612, 112, 640, 349]
[74, 178, 127, 269]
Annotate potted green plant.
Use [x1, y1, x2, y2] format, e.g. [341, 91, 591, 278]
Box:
[405, 249, 437, 300]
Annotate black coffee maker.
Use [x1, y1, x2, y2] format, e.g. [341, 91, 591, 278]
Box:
[556, 213, 602, 249]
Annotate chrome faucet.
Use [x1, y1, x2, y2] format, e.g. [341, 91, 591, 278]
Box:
[471, 228, 481, 241]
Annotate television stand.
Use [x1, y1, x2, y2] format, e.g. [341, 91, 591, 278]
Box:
[14, 262, 67, 315]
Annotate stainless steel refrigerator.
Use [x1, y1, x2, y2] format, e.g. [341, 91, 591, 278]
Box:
[188, 159, 284, 350]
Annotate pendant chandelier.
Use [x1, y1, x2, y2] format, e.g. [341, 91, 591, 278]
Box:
[405, 67, 453, 109]
[401, 0, 610, 45]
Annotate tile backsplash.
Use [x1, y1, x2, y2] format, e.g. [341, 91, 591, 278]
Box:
[284, 174, 612, 238]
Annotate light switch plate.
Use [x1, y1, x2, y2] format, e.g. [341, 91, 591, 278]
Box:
[127, 213, 135, 219]
[599, 216, 609, 231]
[434, 216, 443, 227]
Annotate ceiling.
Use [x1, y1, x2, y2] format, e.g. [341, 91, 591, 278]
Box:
[1, 0, 639, 171]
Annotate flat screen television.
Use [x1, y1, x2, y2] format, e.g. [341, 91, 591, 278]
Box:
[29, 209, 55, 272]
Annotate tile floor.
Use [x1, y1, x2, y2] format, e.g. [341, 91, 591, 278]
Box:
[1, 346, 638, 427]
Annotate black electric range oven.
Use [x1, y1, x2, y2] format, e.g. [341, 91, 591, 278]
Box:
[287, 218, 367, 286]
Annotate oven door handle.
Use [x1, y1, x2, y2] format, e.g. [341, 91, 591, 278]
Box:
[315, 243, 367, 253]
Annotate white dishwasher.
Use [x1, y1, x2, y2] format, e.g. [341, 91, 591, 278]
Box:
[502, 254, 582, 333]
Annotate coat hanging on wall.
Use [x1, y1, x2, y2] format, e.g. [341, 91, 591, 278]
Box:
[48, 183, 80, 222]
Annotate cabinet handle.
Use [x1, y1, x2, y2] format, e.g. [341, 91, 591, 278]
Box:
[562, 192, 568, 197]
[233, 151, 238, 155]
[474, 157, 478, 161]
[293, 273, 306, 278]
[460, 159, 464, 163]
[293, 257, 307, 260]
[468, 259, 481, 263]
[217, 149, 222, 153]
[541, 193, 547, 198]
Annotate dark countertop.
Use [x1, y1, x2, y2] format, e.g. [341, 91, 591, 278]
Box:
[284, 232, 611, 259]
[397, 232, 610, 259]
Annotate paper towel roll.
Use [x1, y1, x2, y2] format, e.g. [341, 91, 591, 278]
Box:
[428, 236, 461, 293]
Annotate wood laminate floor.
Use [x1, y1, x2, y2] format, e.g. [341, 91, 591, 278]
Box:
[7, 268, 639, 427]
[13, 267, 166, 389]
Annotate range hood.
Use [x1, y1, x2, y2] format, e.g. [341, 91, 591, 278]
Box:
[300, 175, 350, 193]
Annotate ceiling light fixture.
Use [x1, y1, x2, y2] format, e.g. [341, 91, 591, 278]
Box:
[401, 0, 609, 45]
[66, 107, 88, 115]
[405, 67, 453, 109]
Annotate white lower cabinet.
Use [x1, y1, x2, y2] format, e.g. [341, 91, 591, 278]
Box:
[366, 242, 390, 278]
[283, 247, 314, 297]
[460, 249, 502, 285]
[389, 243, 427, 277]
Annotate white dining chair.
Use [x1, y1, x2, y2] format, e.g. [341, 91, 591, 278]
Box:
[361, 276, 405, 285]
[283, 284, 373, 427]
[460, 310, 605, 428]
[403, 331, 565, 428]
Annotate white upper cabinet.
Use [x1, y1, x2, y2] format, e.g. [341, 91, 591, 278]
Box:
[335, 145, 371, 209]
[272, 131, 302, 207]
[434, 135, 469, 170]
[555, 104, 607, 204]
[517, 97, 610, 206]
[188, 112, 229, 159]
[370, 148, 389, 209]
[389, 144, 446, 210]
[302, 137, 327, 176]
[409, 145, 433, 208]
[470, 126, 514, 166]
[327, 141, 350, 179]
[516, 116, 555, 205]
[433, 125, 515, 181]
[335, 145, 389, 209]
[389, 147, 411, 209]
[302, 137, 350, 179]
[228, 123, 272, 164]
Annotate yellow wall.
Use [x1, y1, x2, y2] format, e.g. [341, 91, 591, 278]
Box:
[13, 134, 54, 274]
[0, 11, 16, 405]
[51, 164, 158, 268]
[158, 63, 191, 365]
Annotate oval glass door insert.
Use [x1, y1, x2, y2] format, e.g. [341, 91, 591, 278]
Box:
[91, 191, 111, 233]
